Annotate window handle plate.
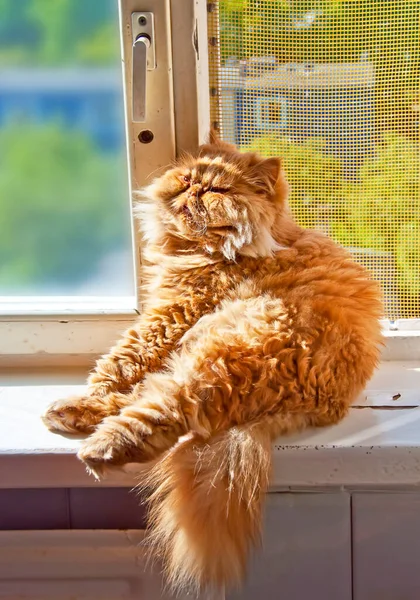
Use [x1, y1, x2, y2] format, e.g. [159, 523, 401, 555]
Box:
[131, 12, 156, 123]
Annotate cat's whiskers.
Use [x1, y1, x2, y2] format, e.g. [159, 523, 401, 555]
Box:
[190, 221, 208, 236]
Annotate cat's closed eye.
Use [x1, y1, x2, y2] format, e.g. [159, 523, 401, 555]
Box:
[210, 187, 229, 194]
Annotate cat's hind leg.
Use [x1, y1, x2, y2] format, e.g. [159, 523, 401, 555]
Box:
[78, 296, 291, 472]
[77, 371, 190, 471]
[43, 298, 202, 434]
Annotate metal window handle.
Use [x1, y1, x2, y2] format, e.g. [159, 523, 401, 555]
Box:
[131, 13, 156, 123]
[132, 35, 150, 122]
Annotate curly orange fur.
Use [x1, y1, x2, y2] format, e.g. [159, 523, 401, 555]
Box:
[43, 137, 383, 594]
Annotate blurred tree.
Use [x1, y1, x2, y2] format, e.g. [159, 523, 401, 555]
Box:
[242, 135, 343, 228]
[26, 0, 76, 64]
[331, 134, 420, 300]
[220, 1, 419, 63]
[0, 0, 119, 66]
[243, 133, 420, 315]
[0, 122, 129, 292]
[0, 0, 129, 294]
[77, 22, 121, 65]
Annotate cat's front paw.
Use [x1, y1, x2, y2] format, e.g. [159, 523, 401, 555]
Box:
[77, 415, 148, 476]
[42, 395, 108, 434]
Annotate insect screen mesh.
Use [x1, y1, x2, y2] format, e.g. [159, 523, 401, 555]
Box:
[207, 0, 420, 319]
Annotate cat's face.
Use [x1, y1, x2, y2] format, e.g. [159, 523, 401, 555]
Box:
[139, 140, 288, 260]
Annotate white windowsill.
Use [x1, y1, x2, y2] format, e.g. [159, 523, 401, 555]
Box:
[1, 361, 420, 491]
[0, 296, 139, 317]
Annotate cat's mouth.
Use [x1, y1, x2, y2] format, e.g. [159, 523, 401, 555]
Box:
[180, 204, 207, 235]
[208, 225, 236, 234]
[180, 204, 235, 237]
[182, 204, 192, 218]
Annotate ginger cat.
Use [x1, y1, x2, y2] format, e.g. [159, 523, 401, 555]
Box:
[43, 136, 383, 594]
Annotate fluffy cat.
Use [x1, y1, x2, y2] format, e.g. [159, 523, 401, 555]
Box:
[43, 135, 383, 594]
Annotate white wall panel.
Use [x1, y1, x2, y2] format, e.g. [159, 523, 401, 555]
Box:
[353, 492, 420, 600]
[229, 493, 352, 600]
[0, 530, 221, 600]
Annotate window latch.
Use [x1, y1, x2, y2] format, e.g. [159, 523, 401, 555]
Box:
[131, 12, 156, 123]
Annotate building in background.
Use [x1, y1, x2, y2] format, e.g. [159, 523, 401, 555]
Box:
[220, 59, 375, 178]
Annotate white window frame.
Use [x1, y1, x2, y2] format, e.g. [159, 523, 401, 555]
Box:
[0, 0, 418, 367]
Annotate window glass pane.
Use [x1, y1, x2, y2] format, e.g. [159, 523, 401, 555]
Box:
[0, 0, 134, 297]
[210, 0, 420, 320]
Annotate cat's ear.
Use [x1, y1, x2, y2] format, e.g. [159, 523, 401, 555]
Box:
[207, 127, 220, 145]
[249, 157, 283, 195]
[203, 128, 237, 152]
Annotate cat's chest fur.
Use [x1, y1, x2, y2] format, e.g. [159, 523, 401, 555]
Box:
[143, 254, 279, 317]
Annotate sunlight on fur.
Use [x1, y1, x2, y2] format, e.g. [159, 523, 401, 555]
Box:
[43, 133, 383, 595]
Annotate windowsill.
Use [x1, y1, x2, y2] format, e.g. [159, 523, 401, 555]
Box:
[1, 361, 420, 491]
[0, 296, 138, 316]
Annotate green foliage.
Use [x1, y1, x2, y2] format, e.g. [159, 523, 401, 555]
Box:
[77, 22, 121, 65]
[242, 133, 420, 303]
[25, 0, 75, 65]
[396, 222, 420, 296]
[220, 0, 420, 64]
[331, 134, 420, 297]
[0, 123, 129, 291]
[242, 136, 343, 227]
[0, 0, 120, 66]
[0, 0, 129, 293]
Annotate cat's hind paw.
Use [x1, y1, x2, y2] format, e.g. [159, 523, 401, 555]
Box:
[42, 395, 108, 434]
[77, 415, 148, 473]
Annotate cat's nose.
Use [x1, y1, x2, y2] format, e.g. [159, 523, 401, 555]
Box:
[187, 184, 202, 198]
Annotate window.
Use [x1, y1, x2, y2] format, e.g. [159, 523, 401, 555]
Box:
[210, 0, 420, 338]
[0, 0, 134, 303]
[0, 0, 203, 364]
[255, 95, 288, 131]
[0, 0, 418, 365]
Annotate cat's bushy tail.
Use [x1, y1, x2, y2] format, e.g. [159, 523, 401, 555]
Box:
[142, 419, 275, 595]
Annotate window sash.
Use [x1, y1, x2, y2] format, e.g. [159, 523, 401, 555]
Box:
[0, 0, 209, 363]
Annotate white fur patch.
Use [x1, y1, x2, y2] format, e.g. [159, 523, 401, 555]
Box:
[133, 184, 165, 245]
[240, 225, 287, 258]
